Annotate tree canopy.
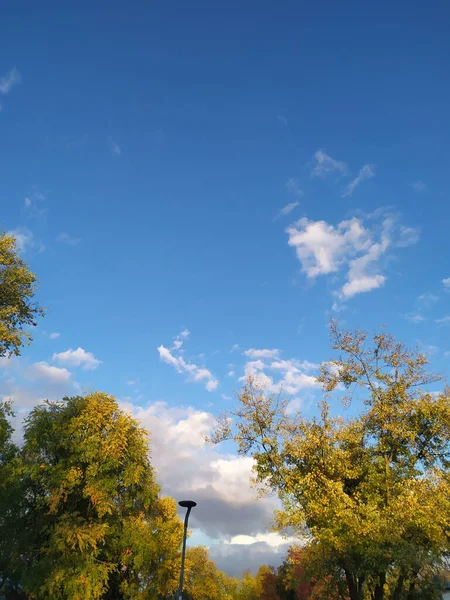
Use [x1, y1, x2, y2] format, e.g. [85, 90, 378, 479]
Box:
[0, 392, 183, 599]
[211, 323, 450, 600]
[0, 230, 44, 358]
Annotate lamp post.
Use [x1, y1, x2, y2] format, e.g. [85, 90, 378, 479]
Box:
[177, 500, 197, 600]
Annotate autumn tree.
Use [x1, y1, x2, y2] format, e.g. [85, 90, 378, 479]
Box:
[210, 323, 450, 600]
[0, 392, 183, 599]
[0, 230, 44, 358]
[236, 571, 260, 600]
[183, 546, 240, 600]
[258, 566, 280, 600]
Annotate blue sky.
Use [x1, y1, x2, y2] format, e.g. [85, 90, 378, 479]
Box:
[1, 0, 450, 575]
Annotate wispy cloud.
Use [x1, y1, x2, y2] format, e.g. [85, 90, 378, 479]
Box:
[24, 191, 47, 218]
[7, 228, 33, 252]
[342, 164, 375, 197]
[442, 278, 450, 289]
[48, 332, 60, 340]
[397, 225, 420, 247]
[436, 316, 450, 325]
[109, 138, 121, 155]
[311, 150, 347, 178]
[411, 180, 426, 192]
[158, 333, 218, 392]
[404, 313, 426, 324]
[0, 67, 21, 95]
[417, 293, 439, 308]
[56, 232, 81, 246]
[276, 115, 287, 126]
[286, 212, 419, 303]
[285, 177, 304, 197]
[28, 361, 71, 384]
[244, 348, 280, 359]
[53, 347, 102, 370]
[275, 201, 299, 220]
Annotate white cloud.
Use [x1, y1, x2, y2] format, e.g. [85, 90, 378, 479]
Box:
[24, 197, 32, 208]
[285, 178, 303, 197]
[158, 342, 218, 392]
[240, 355, 319, 397]
[340, 239, 388, 299]
[227, 370, 235, 377]
[276, 201, 299, 220]
[230, 344, 240, 352]
[436, 316, 450, 325]
[342, 163, 375, 197]
[311, 150, 347, 177]
[48, 332, 60, 340]
[29, 361, 71, 384]
[52, 347, 102, 370]
[7, 228, 33, 252]
[109, 139, 121, 155]
[287, 217, 369, 278]
[404, 313, 426, 324]
[287, 213, 419, 303]
[56, 232, 81, 246]
[244, 348, 280, 359]
[442, 278, 450, 289]
[169, 329, 191, 351]
[411, 180, 426, 192]
[0, 67, 21, 95]
[225, 532, 297, 548]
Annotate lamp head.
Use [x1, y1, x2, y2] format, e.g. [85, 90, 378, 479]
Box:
[178, 500, 197, 509]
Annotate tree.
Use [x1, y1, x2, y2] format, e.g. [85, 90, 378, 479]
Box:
[211, 323, 450, 600]
[0, 392, 183, 599]
[236, 571, 260, 600]
[0, 400, 23, 598]
[184, 546, 239, 600]
[0, 230, 44, 358]
[258, 566, 280, 600]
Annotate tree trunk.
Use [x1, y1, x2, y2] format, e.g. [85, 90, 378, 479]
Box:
[374, 572, 386, 600]
[391, 572, 405, 600]
[345, 570, 365, 600]
[406, 580, 416, 600]
[345, 570, 359, 600]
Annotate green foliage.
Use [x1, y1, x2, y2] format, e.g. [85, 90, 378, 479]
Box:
[211, 323, 450, 600]
[0, 392, 184, 599]
[0, 230, 44, 358]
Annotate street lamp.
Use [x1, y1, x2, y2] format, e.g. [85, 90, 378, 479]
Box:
[177, 500, 197, 600]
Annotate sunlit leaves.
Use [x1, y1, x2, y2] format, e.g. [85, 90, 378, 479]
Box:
[0, 230, 44, 358]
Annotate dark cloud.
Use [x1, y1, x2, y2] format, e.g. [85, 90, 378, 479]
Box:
[185, 487, 274, 539]
[210, 542, 291, 577]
